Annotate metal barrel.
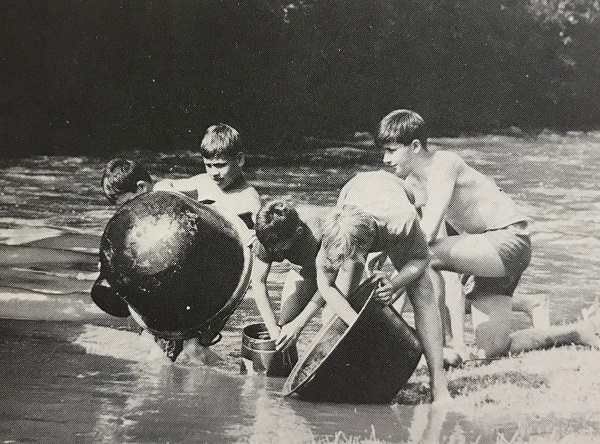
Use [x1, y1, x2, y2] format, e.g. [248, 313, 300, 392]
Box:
[282, 278, 423, 403]
[97, 191, 252, 343]
[240, 323, 298, 377]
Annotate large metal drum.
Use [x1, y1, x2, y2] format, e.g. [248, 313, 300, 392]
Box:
[94, 191, 252, 344]
[283, 278, 423, 403]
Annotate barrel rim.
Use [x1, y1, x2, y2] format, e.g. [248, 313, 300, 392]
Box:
[242, 322, 274, 341]
[281, 277, 379, 397]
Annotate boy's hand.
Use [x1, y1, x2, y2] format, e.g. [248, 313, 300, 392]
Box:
[373, 272, 396, 304]
[275, 321, 301, 351]
[266, 325, 281, 343]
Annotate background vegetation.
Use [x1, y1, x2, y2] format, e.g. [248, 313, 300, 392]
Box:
[1, 0, 599, 156]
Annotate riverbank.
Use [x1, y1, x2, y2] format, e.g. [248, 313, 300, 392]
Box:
[307, 345, 600, 444]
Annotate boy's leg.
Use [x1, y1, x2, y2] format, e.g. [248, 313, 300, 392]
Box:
[430, 269, 457, 344]
[431, 234, 506, 358]
[470, 293, 513, 358]
[279, 269, 318, 325]
[466, 275, 550, 329]
[430, 268, 465, 368]
[430, 233, 506, 277]
[407, 271, 452, 402]
[470, 292, 600, 356]
[508, 307, 600, 353]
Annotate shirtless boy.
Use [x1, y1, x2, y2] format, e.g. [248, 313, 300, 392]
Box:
[154, 124, 261, 228]
[252, 200, 326, 350]
[377, 109, 600, 359]
[316, 170, 452, 403]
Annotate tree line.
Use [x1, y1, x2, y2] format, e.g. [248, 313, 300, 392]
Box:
[1, 0, 599, 157]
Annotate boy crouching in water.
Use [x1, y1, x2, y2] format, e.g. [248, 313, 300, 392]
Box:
[315, 170, 452, 403]
[252, 200, 326, 350]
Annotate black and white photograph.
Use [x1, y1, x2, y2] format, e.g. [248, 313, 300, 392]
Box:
[1, 1, 600, 442]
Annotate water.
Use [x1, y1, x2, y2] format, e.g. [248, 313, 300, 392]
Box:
[1, 132, 600, 443]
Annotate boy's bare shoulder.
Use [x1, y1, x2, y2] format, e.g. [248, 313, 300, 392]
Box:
[432, 150, 463, 171]
[236, 180, 260, 200]
[231, 181, 261, 213]
[187, 173, 212, 186]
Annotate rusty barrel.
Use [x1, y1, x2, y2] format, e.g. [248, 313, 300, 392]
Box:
[240, 323, 298, 377]
[282, 278, 423, 403]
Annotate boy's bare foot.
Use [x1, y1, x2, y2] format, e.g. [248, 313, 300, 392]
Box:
[431, 385, 453, 404]
[513, 294, 551, 328]
[578, 299, 600, 349]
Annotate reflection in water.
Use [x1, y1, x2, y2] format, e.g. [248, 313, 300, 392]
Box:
[74, 323, 483, 443]
[229, 376, 313, 443]
[90, 363, 249, 443]
[401, 404, 479, 444]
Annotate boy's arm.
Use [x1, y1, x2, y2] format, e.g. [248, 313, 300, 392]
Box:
[276, 294, 324, 351]
[249, 256, 280, 340]
[315, 249, 360, 326]
[419, 154, 460, 243]
[375, 225, 430, 303]
[376, 257, 430, 304]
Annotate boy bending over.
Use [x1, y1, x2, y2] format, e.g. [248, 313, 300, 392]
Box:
[101, 158, 154, 206]
[252, 200, 326, 350]
[316, 170, 452, 403]
[377, 109, 600, 359]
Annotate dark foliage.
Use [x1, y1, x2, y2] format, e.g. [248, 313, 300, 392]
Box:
[1, 0, 599, 157]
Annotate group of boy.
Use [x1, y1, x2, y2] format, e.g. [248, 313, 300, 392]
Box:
[101, 112, 600, 404]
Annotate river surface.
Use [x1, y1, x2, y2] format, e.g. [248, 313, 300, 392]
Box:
[1, 132, 600, 443]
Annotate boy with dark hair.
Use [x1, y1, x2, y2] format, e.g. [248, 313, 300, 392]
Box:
[377, 108, 600, 359]
[154, 124, 261, 228]
[252, 200, 325, 349]
[101, 158, 154, 205]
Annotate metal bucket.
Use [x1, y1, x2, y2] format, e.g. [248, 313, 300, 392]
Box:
[240, 323, 298, 377]
[282, 277, 423, 403]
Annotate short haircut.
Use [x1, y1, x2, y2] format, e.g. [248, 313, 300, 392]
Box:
[376, 109, 428, 150]
[200, 124, 244, 159]
[255, 200, 301, 247]
[321, 205, 376, 271]
[101, 158, 152, 204]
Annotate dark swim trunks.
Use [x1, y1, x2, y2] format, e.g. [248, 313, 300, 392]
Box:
[432, 221, 531, 297]
[469, 222, 531, 297]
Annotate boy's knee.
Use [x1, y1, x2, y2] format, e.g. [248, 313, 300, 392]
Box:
[474, 320, 511, 358]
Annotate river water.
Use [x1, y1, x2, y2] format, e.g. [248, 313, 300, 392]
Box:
[1, 132, 600, 443]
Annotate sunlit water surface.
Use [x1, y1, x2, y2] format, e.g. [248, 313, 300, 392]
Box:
[1, 132, 600, 443]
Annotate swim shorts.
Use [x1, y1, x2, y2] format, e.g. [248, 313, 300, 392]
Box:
[469, 222, 531, 297]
